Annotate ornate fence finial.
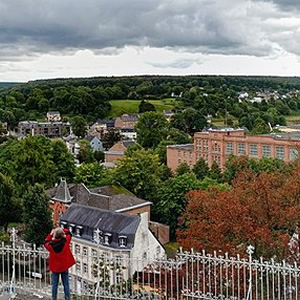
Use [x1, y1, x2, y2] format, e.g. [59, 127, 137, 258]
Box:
[246, 245, 255, 256]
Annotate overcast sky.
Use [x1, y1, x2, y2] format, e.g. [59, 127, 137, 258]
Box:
[1, 0, 300, 82]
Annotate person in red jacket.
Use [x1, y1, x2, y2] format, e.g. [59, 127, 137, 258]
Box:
[45, 227, 75, 300]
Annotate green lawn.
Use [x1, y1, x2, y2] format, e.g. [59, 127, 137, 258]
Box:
[108, 98, 178, 118]
[285, 114, 300, 125]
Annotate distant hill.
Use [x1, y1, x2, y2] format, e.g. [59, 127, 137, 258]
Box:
[0, 82, 20, 89]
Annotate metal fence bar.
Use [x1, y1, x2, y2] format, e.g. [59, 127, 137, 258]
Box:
[1, 234, 300, 299]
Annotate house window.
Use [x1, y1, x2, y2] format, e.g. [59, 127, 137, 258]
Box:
[92, 249, 98, 257]
[143, 252, 147, 260]
[196, 139, 201, 151]
[289, 148, 298, 161]
[76, 226, 83, 237]
[76, 261, 81, 272]
[276, 146, 285, 160]
[249, 144, 258, 157]
[203, 140, 208, 152]
[226, 142, 234, 154]
[83, 263, 88, 274]
[118, 236, 127, 248]
[75, 245, 81, 255]
[115, 255, 122, 265]
[83, 247, 88, 256]
[116, 272, 123, 284]
[178, 151, 181, 157]
[212, 142, 220, 153]
[262, 145, 271, 157]
[237, 143, 245, 155]
[104, 233, 112, 245]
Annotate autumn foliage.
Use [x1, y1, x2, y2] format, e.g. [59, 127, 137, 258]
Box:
[177, 167, 300, 260]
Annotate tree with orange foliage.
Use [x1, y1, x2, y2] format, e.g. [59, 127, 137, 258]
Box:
[177, 167, 300, 260]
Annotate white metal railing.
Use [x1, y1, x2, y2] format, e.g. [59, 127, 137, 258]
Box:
[1, 229, 300, 299]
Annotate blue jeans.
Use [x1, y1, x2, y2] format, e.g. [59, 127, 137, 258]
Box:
[52, 270, 70, 300]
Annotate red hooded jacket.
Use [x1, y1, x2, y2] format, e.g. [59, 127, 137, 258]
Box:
[44, 228, 76, 273]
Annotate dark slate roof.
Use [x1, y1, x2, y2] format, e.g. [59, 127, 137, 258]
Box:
[109, 194, 151, 211]
[48, 183, 151, 212]
[61, 204, 140, 249]
[85, 135, 99, 142]
[122, 140, 135, 148]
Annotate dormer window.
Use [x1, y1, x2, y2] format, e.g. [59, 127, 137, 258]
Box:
[118, 236, 127, 248]
[75, 226, 83, 237]
[60, 221, 67, 229]
[104, 233, 112, 245]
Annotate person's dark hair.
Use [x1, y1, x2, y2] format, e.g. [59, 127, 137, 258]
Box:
[54, 228, 65, 239]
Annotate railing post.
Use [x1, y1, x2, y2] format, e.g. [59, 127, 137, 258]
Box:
[246, 245, 254, 300]
[9, 227, 17, 296]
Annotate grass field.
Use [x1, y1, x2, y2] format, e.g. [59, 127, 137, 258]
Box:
[108, 98, 179, 118]
[285, 114, 300, 125]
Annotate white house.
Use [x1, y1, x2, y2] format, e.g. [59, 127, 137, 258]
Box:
[60, 204, 165, 290]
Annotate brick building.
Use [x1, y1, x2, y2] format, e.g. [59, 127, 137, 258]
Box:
[114, 114, 139, 129]
[105, 140, 135, 163]
[167, 128, 300, 171]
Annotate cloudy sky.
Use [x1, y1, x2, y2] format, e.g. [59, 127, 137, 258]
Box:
[1, 0, 300, 82]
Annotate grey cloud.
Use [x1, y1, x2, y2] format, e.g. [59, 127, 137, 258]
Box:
[0, 0, 300, 60]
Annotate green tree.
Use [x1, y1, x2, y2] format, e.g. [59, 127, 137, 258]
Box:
[193, 158, 210, 180]
[51, 139, 75, 182]
[74, 163, 110, 187]
[171, 108, 207, 135]
[22, 184, 53, 246]
[0, 173, 15, 231]
[78, 140, 95, 164]
[209, 161, 223, 182]
[153, 173, 201, 239]
[13, 136, 55, 190]
[113, 149, 163, 200]
[251, 117, 270, 135]
[70, 116, 87, 138]
[138, 100, 156, 113]
[102, 129, 121, 150]
[176, 162, 191, 176]
[136, 112, 169, 148]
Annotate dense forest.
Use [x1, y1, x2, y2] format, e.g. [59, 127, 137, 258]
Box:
[1, 75, 300, 132]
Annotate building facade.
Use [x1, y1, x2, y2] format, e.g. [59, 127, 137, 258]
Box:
[18, 121, 71, 138]
[60, 204, 165, 290]
[167, 128, 300, 171]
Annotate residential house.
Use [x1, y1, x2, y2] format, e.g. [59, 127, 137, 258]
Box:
[85, 136, 104, 152]
[47, 179, 169, 245]
[63, 133, 80, 160]
[46, 111, 61, 122]
[88, 119, 115, 139]
[114, 114, 139, 130]
[60, 204, 165, 289]
[105, 140, 135, 163]
[119, 128, 137, 140]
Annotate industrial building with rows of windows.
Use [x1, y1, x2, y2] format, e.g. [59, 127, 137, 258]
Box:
[167, 128, 300, 171]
